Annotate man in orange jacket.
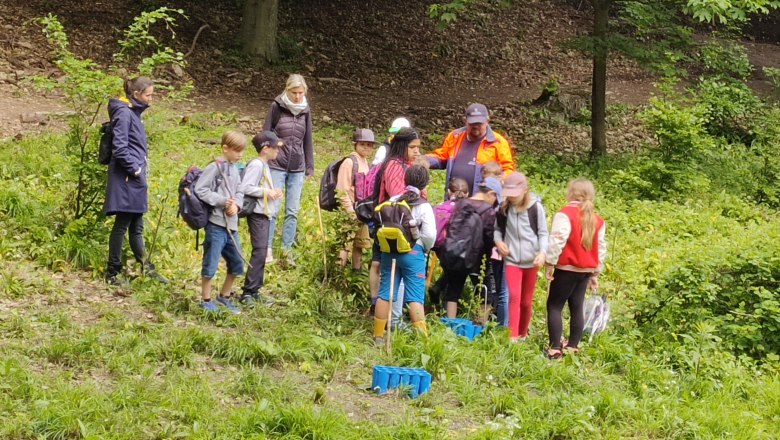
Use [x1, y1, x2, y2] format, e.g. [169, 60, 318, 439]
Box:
[426, 103, 515, 196]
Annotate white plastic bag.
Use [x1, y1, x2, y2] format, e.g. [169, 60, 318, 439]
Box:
[583, 291, 610, 342]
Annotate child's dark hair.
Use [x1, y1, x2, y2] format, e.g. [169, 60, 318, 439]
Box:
[404, 164, 429, 190]
[124, 76, 154, 98]
[448, 177, 469, 200]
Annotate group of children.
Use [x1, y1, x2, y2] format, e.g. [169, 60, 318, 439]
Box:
[196, 124, 606, 358]
[193, 130, 284, 314]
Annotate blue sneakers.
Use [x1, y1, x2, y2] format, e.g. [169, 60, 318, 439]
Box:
[216, 295, 241, 314]
[200, 300, 221, 313]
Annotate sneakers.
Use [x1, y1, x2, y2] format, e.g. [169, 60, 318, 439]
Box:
[281, 249, 296, 268]
[200, 300, 221, 313]
[266, 248, 275, 264]
[239, 293, 259, 307]
[145, 268, 169, 284]
[374, 336, 385, 347]
[216, 295, 241, 314]
[106, 274, 130, 288]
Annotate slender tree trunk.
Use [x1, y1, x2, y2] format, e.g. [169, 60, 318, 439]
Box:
[590, 0, 609, 159]
[241, 0, 279, 62]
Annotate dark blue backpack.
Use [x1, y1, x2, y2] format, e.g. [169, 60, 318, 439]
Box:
[178, 165, 211, 248]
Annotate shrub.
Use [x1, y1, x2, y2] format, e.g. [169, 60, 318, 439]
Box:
[696, 39, 752, 81]
[635, 231, 780, 360]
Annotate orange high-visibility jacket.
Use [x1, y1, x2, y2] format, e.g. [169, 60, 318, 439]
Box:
[426, 126, 515, 194]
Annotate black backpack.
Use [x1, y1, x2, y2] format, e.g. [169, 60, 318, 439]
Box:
[98, 120, 114, 165]
[440, 201, 492, 272]
[319, 154, 359, 211]
[374, 199, 415, 254]
[495, 200, 540, 237]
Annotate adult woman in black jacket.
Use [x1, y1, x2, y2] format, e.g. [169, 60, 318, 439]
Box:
[104, 76, 166, 285]
[263, 73, 313, 267]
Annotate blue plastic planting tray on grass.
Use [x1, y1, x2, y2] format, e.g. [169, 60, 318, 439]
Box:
[372, 365, 432, 398]
[440, 317, 484, 341]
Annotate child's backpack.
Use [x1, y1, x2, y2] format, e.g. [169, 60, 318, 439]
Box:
[374, 199, 415, 254]
[433, 200, 457, 249]
[354, 163, 386, 224]
[319, 154, 359, 211]
[495, 200, 540, 237]
[440, 201, 491, 272]
[178, 165, 211, 230]
[98, 120, 114, 165]
[239, 159, 272, 218]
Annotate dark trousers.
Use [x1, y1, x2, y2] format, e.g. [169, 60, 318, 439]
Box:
[546, 269, 591, 349]
[107, 212, 146, 277]
[243, 213, 270, 295]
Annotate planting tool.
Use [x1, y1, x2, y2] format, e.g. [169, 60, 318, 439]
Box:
[386, 258, 396, 354]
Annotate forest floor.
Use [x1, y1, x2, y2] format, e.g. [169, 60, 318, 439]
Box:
[2, 0, 778, 144]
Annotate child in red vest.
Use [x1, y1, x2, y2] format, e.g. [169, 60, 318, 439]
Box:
[544, 178, 606, 359]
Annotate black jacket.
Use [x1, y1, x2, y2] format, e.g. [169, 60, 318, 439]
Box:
[263, 95, 314, 175]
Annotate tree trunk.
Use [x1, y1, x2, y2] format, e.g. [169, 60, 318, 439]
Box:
[590, 0, 609, 159]
[241, 0, 279, 62]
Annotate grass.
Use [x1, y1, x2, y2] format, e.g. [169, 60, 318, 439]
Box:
[1, 105, 779, 438]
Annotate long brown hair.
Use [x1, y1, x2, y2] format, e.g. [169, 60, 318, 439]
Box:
[566, 178, 597, 250]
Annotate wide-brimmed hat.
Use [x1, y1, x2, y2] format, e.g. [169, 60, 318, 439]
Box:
[353, 128, 378, 143]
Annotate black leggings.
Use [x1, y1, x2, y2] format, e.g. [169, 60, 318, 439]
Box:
[107, 212, 146, 277]
[546, 269, 591, 349]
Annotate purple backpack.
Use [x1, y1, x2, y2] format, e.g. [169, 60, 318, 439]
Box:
[433, 200, 457, 249]
[354, 163, 386, 224]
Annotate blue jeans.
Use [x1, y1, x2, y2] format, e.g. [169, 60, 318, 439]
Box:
[201, 222, 244, 279]
[378, 244, 426, 305]
[268, 169, 305, 250]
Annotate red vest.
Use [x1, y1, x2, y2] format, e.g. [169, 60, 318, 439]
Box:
[558, 204, 604, 270]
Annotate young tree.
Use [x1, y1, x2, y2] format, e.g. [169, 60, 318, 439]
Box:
[586, 0, 779, 159]
[241, 0, 279, 62]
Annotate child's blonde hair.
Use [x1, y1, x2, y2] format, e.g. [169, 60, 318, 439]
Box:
[566, 178, 597, 250]
[222, 131, 247, 151]
[285, 74, 308, 94]
[481, 161, 502, 179]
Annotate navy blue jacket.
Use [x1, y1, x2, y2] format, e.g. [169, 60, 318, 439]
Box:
[103, 97, 149, 215]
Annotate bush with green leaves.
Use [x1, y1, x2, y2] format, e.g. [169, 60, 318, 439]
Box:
[635, 224, 780, 361]
[696, 38, 752, 80]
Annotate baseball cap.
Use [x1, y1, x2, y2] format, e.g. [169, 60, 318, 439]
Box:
[465, 103, 489, 124]
[479, 176, 503, 201]
[502, 172, 528, 198]
[388, 117, 411, 134]
[353, 128, 377, 143]
[252, 131, 282, 151]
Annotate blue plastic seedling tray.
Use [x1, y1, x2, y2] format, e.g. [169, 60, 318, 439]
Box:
[440, 317, 484, 341]
[372, 365, 432, 398]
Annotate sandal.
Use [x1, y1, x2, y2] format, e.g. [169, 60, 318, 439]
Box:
[563, 345, 580, 354]
[545, 348, 563, 360]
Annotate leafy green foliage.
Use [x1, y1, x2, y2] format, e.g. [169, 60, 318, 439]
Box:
[684, 0, 780, 24]
[697, 38, 752, 80]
